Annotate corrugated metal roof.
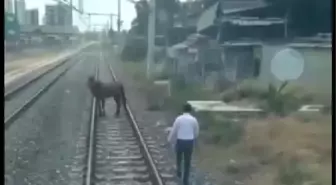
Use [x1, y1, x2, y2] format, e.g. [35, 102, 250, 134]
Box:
[289, 43, 331, 48]
[220, 0, 267, 14]
[223, 17, 285, 26]
[221, 40, 331, 48]
[222, 41, 262, 47]
[197, 0, 268, 32]
[196, 2, 219, 32]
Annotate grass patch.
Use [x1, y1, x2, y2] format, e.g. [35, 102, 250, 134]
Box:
[220, 80, 322, 116]
[197, 112, 244, 147]
[244, 115, 331, 185]
[221, 79, 266, 102]
[122, 61, 148, 83]
[277, 158, 313, 185]
[194, 114, 331, 185]
[121, 61, 163, 110]
[163, 84, 218, 114]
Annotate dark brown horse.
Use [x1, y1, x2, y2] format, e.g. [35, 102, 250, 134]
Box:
[87, 76, 127, 117]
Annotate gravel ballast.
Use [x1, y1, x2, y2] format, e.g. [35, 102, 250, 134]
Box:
[5, 51, 95, 185]
[104, 47, 215, 185]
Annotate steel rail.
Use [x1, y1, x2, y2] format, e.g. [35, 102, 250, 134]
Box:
[4, 42, 94, 100]
[4, 54, 78, 101]
[84, 62, 98, 185]
[83, 48, 164, 185]
[105, 53, 165, 185]
[4, 58, 83, 130]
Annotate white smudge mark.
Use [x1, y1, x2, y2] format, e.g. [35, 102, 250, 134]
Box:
[156, 121, 162, 127]
[229, 159, 236, 164]
[235, 180, 244, 185]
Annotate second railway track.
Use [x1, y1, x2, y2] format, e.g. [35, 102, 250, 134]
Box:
[4, 48, 88, 129]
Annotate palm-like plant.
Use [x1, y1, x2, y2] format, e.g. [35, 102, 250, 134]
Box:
[261, 81, 304, 116]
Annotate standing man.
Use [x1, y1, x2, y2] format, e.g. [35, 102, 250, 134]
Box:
[167, 103, 199, 185]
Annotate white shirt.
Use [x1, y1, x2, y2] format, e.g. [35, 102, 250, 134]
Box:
[167, 113, 199, 143]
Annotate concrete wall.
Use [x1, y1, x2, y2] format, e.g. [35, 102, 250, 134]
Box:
[257, 43, 332, 95]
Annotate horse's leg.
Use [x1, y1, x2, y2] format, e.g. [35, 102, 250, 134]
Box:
[101, 99, 106, 116]
[114, 96, 121, 117]
[97, 99, 102, 117]
[120, 85, 127, 111]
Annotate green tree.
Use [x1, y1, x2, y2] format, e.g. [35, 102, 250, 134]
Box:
[130, 0, 180, 44]
[156, 0, 180, 46]
[132, 0, 149, 35]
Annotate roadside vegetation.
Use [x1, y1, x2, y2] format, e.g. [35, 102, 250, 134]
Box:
[122, 61, 331, 185]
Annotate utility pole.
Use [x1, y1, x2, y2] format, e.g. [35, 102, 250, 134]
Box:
[88, 14, 91, 31]
[117, 0, 121, 32]
[14, 0, 18, 47]
[122, 0, 156, 79]
[70, 0, 73, 19]
[146, 0, 156, 79]
[110, 15, 114, 30]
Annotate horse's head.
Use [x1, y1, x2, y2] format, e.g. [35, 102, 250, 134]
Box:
[87, 76, 95, 87]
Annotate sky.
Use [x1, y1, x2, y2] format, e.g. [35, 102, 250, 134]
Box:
[24, 0, 137, 31]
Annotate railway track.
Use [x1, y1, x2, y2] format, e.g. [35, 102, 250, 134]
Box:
[4, 45, 178, 184]
[4, 48, 88, 130]
[79, 49, 178, 185]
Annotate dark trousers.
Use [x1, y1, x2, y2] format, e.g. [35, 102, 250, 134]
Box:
[175, 139, 194, 185]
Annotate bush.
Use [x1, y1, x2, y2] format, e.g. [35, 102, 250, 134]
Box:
[221, 87, 241, 102]
[153, 72, 170, 81]
[171, 75, 188, 90]
[163, 83, 217, 115]
[237, 80, 268, 99]
[197, 112, 217, 131]
[259, 82, 314, 116]
[321, 104, 331, 115]
[221, 79, 267, 103]
[120, 38, 147, 62]
[277, 158, 313, 185]
[221, 80, 315, 116]
[199, 114, 244, 147]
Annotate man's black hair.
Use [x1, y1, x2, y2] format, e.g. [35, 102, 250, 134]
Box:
[183, 103, 193, 112]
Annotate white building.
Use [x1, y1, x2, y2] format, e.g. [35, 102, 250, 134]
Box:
[5, 0, 14, 13]
[25, 9, 39, 26]
[15, 0, 26, 25]
[45, 5, 58, 26]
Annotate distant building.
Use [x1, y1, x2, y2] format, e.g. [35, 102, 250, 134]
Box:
[42, 15, 47, 25]
[45, 5, 58, 26]
[57, 3, 73, 26]
[15, 0, 26, 25]
[5, 0, 14, 13]
[25, 9, 39, 26]
[45, 3, 72, 26]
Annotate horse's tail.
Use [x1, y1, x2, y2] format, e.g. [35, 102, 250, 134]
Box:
[120, 84, 127, 109]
